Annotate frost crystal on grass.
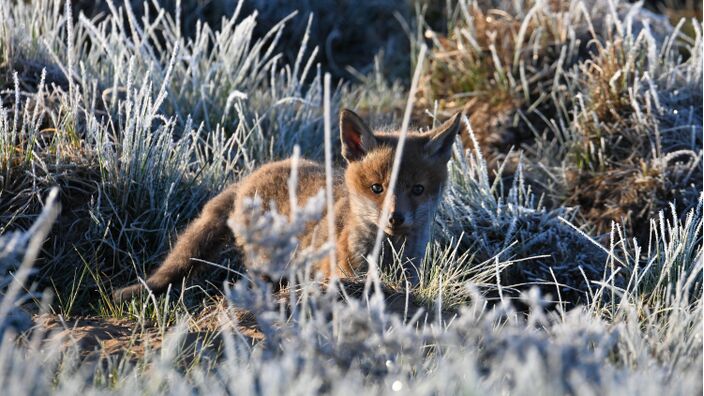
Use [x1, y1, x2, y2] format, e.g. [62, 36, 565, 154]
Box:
[227, 192, 327, 280]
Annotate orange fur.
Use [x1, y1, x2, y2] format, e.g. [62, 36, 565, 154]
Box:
[112, 110, 464, 302]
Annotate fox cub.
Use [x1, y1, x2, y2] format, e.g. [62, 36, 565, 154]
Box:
[113, 109, 464, 302]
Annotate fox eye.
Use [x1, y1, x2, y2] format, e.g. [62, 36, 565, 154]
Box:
[370, 184, 384, 194]
[411, 184, 424, 196]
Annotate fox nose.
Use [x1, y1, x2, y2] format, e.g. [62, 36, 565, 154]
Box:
[388, 212, 405, 227]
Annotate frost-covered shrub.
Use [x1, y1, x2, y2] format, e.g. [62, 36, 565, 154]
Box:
[416, 0, 647, 161]
[0, 188, 59, 337]
[546, 11, 703, 238]
[434, 127, 611, 305]
[0, 0, 332, 290]
[418, 0, 702, 240]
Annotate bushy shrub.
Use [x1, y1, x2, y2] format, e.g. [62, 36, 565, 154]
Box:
[417, 0, 702, 240]
[0, 0, 330, 294]
[433, 128, 611, 306]
[551, 14, 703, 238]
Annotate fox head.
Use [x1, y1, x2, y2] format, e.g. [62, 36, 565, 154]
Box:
[340, 109, 464, 237]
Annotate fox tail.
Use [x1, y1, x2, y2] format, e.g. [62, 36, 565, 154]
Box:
[112, 186, 237, 303]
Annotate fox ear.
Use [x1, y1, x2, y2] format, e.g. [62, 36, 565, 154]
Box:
[424, 112, 464, 161]
[340, 109, 377, 162]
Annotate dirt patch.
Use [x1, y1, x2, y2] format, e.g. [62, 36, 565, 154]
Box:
[29, 278, 454, 362]
[30, 309, 261, 364]
[33, 314, 162, 361]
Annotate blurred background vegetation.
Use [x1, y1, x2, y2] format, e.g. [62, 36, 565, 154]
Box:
[67, 0, 701, 81]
